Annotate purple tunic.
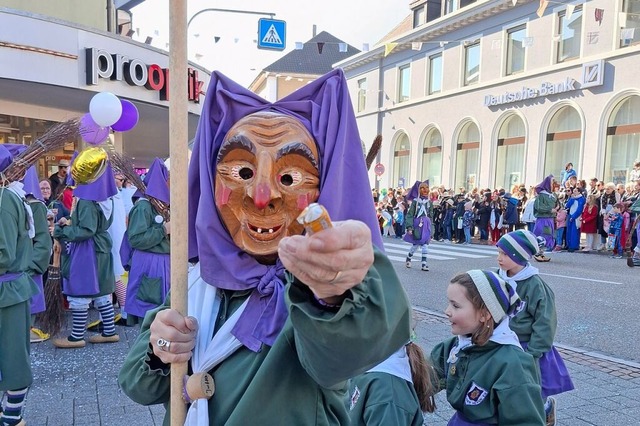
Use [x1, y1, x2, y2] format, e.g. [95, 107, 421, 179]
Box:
[533, 218, 555, 250]
[30, 274, 45, 314]
[403, 216, 432, 245]
[124, 250, 170, 318]
[521, 342, 574, 398]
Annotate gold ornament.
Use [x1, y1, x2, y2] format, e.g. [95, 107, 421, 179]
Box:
[71, 147, 108, 184]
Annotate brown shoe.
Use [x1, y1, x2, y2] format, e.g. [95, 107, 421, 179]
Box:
[88, 333, 120, 344]
[53, 337, 86, 349]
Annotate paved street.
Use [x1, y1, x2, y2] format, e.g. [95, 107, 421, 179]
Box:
[23, 238, 640, 425]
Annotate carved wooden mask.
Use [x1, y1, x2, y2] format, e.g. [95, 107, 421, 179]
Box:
[215, 111, 320, 260]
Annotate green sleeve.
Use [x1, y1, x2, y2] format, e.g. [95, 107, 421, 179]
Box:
[127, 201, 167, 251]
[404, 201, 416, 227]
[525, 280, 557, 359]
[0, 195, 19, 274]
[429, 338, 454, 392]
[286, 246, 411, 389]
[53, 201, 97, 242]
[29, 201, 52, 275]
[495, 358, 546, 425]
[118, 302, 172, 405]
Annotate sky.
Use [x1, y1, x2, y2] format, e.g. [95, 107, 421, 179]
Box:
[129, 0, 411, 87]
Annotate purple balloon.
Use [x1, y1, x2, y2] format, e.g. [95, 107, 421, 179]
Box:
[80, 113, 110, 146]
[111, 99, 139, 132]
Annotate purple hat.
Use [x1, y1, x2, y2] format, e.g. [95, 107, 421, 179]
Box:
[65, 151, 79, 187]
[0, 144, 28, 179]
[73, 161, 117, 202]
[535, 175, 554, 194]
[143, 158, 169, 204]
[188, 69, 381, 351]
[405, 180, 429, 201]
[21, 166, 43, 201]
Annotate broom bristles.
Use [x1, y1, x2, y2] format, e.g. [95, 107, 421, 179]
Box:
[36, 243, 65, 336]
[365, 134, 383, 171]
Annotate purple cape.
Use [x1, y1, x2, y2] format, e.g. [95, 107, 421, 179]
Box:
[22, 166, 43, 201]
[143, 158, 169, 204]
[188, 69, 382, 351]
[73, 161, 117, 201]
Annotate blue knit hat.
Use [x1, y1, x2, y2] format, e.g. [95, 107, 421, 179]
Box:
[496, 230, 539, 266]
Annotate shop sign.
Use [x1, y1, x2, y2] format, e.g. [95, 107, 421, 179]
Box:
[85, 47, 203, 103]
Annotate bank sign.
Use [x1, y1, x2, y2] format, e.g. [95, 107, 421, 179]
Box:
[483, 60, 605, 107]
[85, 48, 203, 103]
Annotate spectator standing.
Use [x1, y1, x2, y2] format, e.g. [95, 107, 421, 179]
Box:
[553, 200, 567, 252]
[503, 192, 519, 233]
[580, 194, 600, 252]
[560, 162, 577, 187]
[48, 158, 69, 197]
[629, 160, 640, 183]
[565, 188, 585, 252]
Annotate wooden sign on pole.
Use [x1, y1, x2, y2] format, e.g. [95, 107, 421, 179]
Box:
[168, 1, 188, 424]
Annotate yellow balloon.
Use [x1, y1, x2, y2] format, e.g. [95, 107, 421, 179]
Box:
[71, 147, 108, 184]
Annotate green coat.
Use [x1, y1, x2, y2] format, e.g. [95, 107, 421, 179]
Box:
[54, 199, 114, 297]
[27, 200, 52, 276]
[347, 372, 424, 426]
[0, 188, 39, 391]
[533, 193, 557, 219]
[119, 248, 411, 425]
[430, 337, 545, 425]
[508, 275, 556, 359]
[127, 199, 170, 254]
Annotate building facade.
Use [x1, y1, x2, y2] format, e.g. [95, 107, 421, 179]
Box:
[338, 0, 640, 191]
[0, 2, 209, 176]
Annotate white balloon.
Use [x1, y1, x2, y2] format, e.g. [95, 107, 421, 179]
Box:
[89, 92, 123, 127]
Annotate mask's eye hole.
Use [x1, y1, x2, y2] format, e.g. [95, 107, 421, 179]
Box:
[280, 171, 302, 187]
[231, 165, 254, 180]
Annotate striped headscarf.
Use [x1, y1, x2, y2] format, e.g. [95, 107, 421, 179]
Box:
[496, 230, 539, 265]
[467, 269, 520, 323]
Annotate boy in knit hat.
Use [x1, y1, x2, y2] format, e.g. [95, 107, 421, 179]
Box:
[496, 230, 574, 426]
[429, 269, 544, 425]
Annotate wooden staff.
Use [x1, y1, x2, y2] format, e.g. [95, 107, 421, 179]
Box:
[169, 1, 188, 424]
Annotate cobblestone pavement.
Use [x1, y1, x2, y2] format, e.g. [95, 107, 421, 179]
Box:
[23, 307, 640, 425]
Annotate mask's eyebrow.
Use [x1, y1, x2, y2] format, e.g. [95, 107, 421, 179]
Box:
[276, 142, 318, 169]
[217, 135, 255, 162]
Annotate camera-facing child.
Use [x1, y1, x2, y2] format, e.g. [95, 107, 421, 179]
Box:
[430, 270, 545, 425]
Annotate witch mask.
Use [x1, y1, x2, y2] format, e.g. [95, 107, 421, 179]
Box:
[214, 111, 320, 261]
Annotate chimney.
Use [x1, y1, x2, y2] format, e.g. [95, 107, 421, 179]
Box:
[312, 24, 317, 37]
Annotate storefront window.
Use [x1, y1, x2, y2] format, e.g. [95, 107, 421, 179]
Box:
[556, 6, 583, 63]
[392, 132, 411, 188]
[544, 106, 581, 179]
[421, 128, 442, 186]
[495, 115, 525, 190]
[454, 122, 480, 192]
[604, 95, 640, 185]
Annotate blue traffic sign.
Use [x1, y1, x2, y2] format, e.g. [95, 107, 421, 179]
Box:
[258, 18, 286, 51]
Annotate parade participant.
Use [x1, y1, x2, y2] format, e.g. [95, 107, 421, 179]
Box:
[404, 180, 433, 271]
[0, 145, 39, 426]
[430, 270, 545, 425]
[23, 165, 53, 342]
[118, 69, 411, 425]
[52, 162, 119, 348]
[533, 175, 558, 262]
[123, 158, 170, 323]
[496, 230, 574, 426]
[347, 339, 436, 425]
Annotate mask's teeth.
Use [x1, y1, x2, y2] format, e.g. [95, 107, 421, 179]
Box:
[269, 228, 274, 234]
[257, 228, 263, 233]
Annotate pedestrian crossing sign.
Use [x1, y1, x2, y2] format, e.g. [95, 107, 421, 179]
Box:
[258, 18, 286, 51]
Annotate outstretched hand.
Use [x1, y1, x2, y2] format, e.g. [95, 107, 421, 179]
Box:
[278, 220, 374, 305]
[149, 309, 198, 364]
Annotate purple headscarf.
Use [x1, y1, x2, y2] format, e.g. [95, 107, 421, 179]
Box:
[188, 69, 382, 351]
[0, 145, 13, 172]
[73, 161, 117, 202]
[535, 175, 555, 194]
[144, 158, 170, 204]
[405, 180, 429, 202]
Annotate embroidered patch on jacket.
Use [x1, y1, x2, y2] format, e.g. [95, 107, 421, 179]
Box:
[465, 382, 488, 406]
[349, 385, 361, 410]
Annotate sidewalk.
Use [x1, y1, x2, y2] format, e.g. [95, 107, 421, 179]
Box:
[24, 307, 640, 425]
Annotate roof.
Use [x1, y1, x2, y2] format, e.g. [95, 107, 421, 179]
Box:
[263, 31, 360, 75]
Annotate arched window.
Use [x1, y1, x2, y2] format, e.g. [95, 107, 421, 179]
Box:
[420, 128, 442, 186]
[604, 95, 640, 184]
[495, 115, 525, 190]
[454, 122, 480, 192]
[544, 106, 581, 179]
[392, 133, 411, 188]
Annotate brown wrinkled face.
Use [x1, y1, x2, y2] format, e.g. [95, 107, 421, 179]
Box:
[215, 111, 320, 261]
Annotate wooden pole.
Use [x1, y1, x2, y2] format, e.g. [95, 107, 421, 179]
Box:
[169, 1, 188, 425]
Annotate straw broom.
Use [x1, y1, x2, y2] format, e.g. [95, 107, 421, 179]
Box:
[365, 134, 382, 171]
[36, 240, 65, 336]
